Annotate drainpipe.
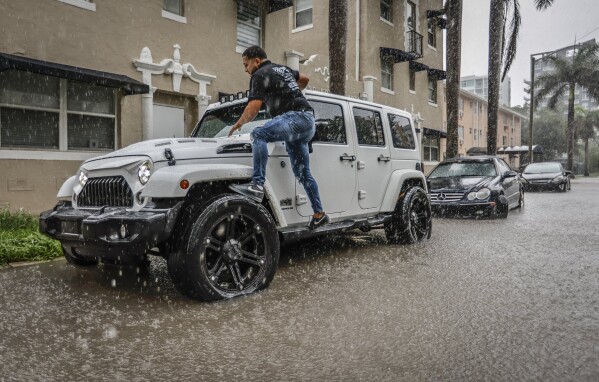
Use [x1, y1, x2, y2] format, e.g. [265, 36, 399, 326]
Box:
[362, 76, 376, 102]
[285, 50, 304, 71]
[355, 0, 360, 81]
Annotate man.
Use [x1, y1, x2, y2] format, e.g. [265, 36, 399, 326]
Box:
[228, 46, 329, 230]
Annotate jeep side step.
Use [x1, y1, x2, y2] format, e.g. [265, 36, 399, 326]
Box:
[280, 213, 393, 243]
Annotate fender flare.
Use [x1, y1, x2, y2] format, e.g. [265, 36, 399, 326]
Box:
[380, 170, 427, 212]
[57, 175, 78, 198]
[141, 164, 288, 228]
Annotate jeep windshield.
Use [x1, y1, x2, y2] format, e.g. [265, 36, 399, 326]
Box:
[192, 102, 272, 138]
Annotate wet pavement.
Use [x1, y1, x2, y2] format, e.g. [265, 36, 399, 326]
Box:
[1, 178, 598, 381]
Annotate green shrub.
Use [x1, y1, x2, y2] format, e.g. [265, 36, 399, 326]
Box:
[0, 208, 62, 266]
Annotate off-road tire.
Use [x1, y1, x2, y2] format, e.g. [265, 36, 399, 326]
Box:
[385, 187, 432, 244]
[167, 194, 279, 301]
[62, 245, 99, 266]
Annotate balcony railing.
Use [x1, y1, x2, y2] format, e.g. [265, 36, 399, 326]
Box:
[406, 30, 423, 57]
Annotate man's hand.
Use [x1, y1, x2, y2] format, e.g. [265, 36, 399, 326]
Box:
[228, 99, 263, 137]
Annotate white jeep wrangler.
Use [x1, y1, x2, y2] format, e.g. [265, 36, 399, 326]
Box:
[40, 90, 432, 301]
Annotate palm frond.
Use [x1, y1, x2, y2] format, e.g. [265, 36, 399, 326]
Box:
[534, 0, 554, 11]
[546, 84, 568, 110]
[502, 0, 520, 81]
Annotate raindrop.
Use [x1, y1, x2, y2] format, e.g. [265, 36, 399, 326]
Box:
[111, 279, 116, 287]
[103, 325, 118, 339]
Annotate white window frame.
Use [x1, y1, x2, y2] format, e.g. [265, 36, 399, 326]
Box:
[380, 0, 393, 25]
[162, 0, 186, 23]
[423, 135, 440, 162]
[57, 0, 96, 12]
[427, 18, 437, 48]
[0, 75, 117, 160]
[236, 0, 263, 53]
[293, 0, 313, 32]
[381, 57, 394, 92]
[428, 77, 437, 105]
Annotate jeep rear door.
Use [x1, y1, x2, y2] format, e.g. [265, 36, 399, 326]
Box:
[295, 98, 357, 217]
[351, 104, 393, 210]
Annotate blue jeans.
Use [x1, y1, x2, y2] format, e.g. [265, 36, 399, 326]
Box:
[250, 111, 323, 213]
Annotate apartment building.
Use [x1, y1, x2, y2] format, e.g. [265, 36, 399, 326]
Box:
[0, 0, 444, 212]
[460, 74, 511, 107]
[442, 87, 526, 169]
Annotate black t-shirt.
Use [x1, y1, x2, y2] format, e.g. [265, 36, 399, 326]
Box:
[247, 60, 313, 117]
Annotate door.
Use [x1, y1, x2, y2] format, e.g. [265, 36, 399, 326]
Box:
[497, 158, 519, 205]
[352, 105, 393, 209]
[153, 104, 185, 139]
[295, 99, 357, 217]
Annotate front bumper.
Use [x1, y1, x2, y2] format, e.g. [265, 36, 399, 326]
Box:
[431, 201, 496, 217]
[39, 202, 183, 258]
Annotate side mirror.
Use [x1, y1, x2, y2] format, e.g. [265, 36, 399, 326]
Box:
[564, 170, 572, 176]
[503, 170, 518, 178]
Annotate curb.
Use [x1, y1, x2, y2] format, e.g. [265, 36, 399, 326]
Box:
[4, 257, 66, 269]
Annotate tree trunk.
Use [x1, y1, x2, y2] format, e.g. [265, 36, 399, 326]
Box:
[566, 82, 575, 171]
[487, 0, 506, 155]
[329, 0, 347, 95]
[584, 138, 589, 176]
[445, 0, 463, 159]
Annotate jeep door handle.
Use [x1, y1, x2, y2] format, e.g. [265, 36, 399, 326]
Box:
[378, 155, 391, 162]
[339, 154, 356, 162]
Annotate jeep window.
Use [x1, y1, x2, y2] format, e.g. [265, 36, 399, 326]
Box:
[193, 103, 271, 138]
[388, 113, 415, 149]
[310, 101, 347, 144]
[353, 107, 385, 146]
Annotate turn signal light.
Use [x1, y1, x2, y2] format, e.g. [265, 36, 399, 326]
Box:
[180, 179, 189, 190]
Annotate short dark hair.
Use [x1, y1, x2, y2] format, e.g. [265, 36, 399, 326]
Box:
[242, 46, 268, 60]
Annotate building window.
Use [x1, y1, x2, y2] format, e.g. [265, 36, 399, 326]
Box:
[381, 57, 394, 91]
[428, 77, 437, 104]
[458, 125, 464, 139]
[458, 97, 464, 111]
[164, 0, 183, 16]
[427, 18, 436, 47]
[409, 67, 416, 92]
[295, 0, 313, 28]
[503, 136, 507, 145]
[237, 0, 262, 51]
[407, 0, 416, 30]
[380, 0, 393, 23]
[423, 135, 439, 161]
[0, 70, 115, 151]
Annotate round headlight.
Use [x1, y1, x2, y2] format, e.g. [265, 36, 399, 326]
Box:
[78, 171, 88, 187]
[476, 188, 491, 200]
[467, 192, 477, 201]
[138, 161, 152, 185]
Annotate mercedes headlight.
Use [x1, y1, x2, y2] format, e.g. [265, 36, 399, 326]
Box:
[78, 171, 88, 187]
[467, 187, 491, 200]
[552, 175, 564, 183]
[138, 161, 152, 185]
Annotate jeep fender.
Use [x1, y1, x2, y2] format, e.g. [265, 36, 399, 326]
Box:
[380, 170, 428, 212]
[140, 164, 288, 228]
[57, 175, 78, 199]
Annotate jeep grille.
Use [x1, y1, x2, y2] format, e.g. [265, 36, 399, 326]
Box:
[78, 176, 133, 208]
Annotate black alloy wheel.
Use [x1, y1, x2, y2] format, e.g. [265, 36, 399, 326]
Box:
[168, 194, 279, 301]
[385, 186, 432, 244]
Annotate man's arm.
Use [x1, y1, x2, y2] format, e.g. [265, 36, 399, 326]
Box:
[297, 73, 309, 90]
[228, 99, 263, 137]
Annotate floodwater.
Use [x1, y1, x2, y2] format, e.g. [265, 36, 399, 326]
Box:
[1, 179, 598, 381]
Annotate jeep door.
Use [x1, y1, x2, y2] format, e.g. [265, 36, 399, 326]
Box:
[351, 105, 393, 210]
[294, 98, 357, 217]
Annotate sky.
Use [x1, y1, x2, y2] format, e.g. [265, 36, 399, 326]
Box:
[459, 0, 599, 107]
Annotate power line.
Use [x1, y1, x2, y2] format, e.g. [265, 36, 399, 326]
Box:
[579, 25, 599, 41]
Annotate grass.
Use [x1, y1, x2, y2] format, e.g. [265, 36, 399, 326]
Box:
[0, 208, 62, 266]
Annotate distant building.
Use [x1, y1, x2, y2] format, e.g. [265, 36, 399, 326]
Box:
[460, 74, 511, 107]
[526, 39, 599, 112]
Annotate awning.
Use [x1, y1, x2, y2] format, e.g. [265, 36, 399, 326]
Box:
[380, 47, 420, 63]
[466, 147, 488, 156]
[423, 127, 447, 138]
[427, 68, 447, 80]
[0, 52, 149, 95]
[268, 0, 293, 13]
[497, 145, 544, 154]
[409, 61, 429, 72]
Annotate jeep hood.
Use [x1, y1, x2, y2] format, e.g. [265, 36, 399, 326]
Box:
[84, 135, 253, 164]
[428, 176, 494, 192]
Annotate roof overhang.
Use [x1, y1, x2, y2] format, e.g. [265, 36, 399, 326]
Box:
[268, 0, 293, 13]
[380, 47, 420, 63]
[0, 52, 149, 95]
[423, 127, 447, 138]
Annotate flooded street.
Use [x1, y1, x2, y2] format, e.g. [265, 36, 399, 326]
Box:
[1, 179, 599, 381]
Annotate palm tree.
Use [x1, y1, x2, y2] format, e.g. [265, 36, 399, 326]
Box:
[329, 0, 347, 95]
[486, 0, 554, 156]
[574, 109, 599, 176]
[534, 43, 599, 171]
[445, 0, 462, 159]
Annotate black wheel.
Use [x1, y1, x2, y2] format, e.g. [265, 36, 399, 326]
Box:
[558, 182, 567, 192]
[385, 187, 432, 244]
[494, 195, 509, 219]
[62, 245, 98, 266]
[167, 194, 279, 301]
[517, 188, 525, 209]
[567, 178, 571, 191]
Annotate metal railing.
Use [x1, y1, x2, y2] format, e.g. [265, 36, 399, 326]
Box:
[406, 30, 423, 57]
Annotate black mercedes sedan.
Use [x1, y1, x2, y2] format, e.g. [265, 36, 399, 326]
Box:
[520, 162, 571, 192]
[426, 156, 524, 218]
